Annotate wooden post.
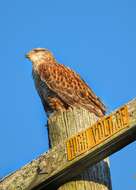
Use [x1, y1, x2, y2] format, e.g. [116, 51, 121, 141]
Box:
[48, 107, 112, 190]
[1, 99, 136, 190]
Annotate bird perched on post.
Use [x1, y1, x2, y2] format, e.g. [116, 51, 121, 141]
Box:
[26, 48, 106, 117]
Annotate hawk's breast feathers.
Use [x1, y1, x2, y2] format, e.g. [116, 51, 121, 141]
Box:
[33, 60, 106, 117]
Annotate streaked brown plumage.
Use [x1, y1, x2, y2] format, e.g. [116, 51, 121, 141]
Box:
[26, 48, 106, 117]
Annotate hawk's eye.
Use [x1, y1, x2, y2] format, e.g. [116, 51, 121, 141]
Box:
[34, 49, 38, 52]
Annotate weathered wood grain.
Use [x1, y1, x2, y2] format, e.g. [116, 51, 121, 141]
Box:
[48, 107, 111, 190]
[0, 99, 136, 190]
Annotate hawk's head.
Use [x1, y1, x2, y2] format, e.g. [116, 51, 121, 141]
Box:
[26, 48, 54, 66]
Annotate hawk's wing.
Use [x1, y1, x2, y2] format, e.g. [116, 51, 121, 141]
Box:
[38, 63, 106, 117]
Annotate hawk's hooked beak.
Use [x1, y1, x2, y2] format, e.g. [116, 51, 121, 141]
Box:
[25, 53, 30, 59]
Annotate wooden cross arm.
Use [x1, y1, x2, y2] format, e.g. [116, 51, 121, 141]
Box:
[0, 99, 136, 190]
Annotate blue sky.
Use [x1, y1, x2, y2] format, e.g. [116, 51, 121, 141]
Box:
[0, 0, 136, 189]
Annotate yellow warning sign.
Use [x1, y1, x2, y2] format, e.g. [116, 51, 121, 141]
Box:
[66, 105, 129, 160]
